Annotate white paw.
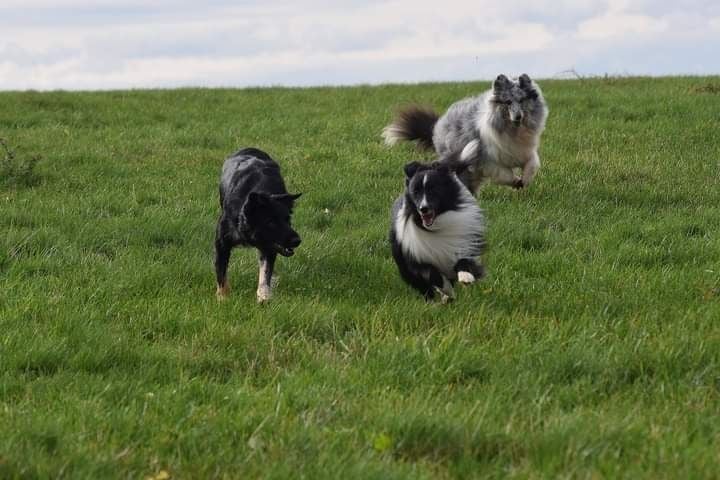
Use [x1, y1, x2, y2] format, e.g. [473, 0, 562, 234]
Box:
[256, 286, 272, 303]
[457, 271, 476, 284]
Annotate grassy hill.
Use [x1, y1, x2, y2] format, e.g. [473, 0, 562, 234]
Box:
[1, 76, 719, 478]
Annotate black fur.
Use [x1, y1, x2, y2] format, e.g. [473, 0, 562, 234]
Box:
[434, 151, 478, 193]
[214, 147, 301, 301]
[388, 105, 439, 149]
[401, 162, 462, 230]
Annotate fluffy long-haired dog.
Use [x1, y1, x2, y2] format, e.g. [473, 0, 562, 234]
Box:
[215, 148, 301, 303]
[390, 161, 485, 302]
[382, 74, 548, 193]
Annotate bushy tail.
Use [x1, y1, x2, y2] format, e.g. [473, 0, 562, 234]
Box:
[381, 105, 439, 150]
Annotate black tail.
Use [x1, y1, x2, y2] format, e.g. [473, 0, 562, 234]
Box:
[381, 105, 439, 150]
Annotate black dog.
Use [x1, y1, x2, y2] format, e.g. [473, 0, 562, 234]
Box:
[215, 148, 301, 303]
[389, 161, 485, 302]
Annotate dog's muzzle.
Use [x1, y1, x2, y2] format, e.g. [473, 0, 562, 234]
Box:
[418, 206, 436, 228]
[275, 235, 301, 257]
[274, 244, 295, 256]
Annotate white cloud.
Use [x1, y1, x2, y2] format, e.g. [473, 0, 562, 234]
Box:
[577, 12, 668, 40]
[0, 0, 188, 7]
[0, 0, 719, 91]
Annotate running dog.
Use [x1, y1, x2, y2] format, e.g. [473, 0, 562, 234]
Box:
[382, 74, 548, 193]
[214, 148, 301, 303]
[389, 161, 485, 303]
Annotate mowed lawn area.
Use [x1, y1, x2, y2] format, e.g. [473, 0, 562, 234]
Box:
[1, 77, 719, 478]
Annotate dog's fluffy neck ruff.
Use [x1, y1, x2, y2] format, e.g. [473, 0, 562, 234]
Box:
[394, 176, 484, 278]
[475, 96, 545, 166]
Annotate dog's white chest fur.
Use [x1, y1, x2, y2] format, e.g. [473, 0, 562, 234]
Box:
[476, 109, 540, 168]
[394, 191, 484, 278]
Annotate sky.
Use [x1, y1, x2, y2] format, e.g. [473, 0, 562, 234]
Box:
[1, 0, 719, 91]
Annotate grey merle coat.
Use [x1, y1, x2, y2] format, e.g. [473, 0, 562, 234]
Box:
[382, 74, 548, 193]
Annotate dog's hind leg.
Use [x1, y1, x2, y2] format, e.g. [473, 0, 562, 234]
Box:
[455, 258, 485, 285]
[256, 251, 277, 303]
[521, 152, 540, 188]
[215, 236, 232, 300]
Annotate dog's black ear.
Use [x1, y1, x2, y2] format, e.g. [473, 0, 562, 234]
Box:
[493, 74, 511, 92]
[404, 161, 423, 179]
[271, 193, 302, 204]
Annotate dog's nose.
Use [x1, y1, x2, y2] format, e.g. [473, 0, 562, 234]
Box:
[288, 235, 301, 248]
[419, 206, 430, 214]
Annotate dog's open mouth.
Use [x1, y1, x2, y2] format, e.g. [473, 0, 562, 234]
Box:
[420, 210, 436, 228]
[274, 244, 295, 257]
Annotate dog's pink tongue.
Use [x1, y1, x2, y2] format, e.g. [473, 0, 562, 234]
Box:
[422, 213, 435, 226]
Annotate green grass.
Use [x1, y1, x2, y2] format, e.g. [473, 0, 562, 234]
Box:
[1, 76, 719, 479]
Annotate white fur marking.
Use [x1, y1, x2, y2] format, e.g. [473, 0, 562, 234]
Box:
[460, 139, 480, 161]
[419, 195, 428, 211]
[457, 271, 476, 284]
[257, 259, 272, 303]
[256, 285, 271, 303]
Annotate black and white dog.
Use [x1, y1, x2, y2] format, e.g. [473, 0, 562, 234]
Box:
[214, 148, 301, 303]
[389, 161, 486, 302]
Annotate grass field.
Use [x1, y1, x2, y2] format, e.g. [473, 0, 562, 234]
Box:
[1, 76, 720, 479]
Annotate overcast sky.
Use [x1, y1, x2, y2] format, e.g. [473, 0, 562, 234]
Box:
[1, 0, 719, 91]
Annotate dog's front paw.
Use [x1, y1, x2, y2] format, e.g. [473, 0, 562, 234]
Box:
[457, 271, 476, 284]
[256, 285, 272, 303]
[216, 283, 230, 301]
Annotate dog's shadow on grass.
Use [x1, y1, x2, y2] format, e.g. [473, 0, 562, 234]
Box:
[274, 249, 400, 305]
